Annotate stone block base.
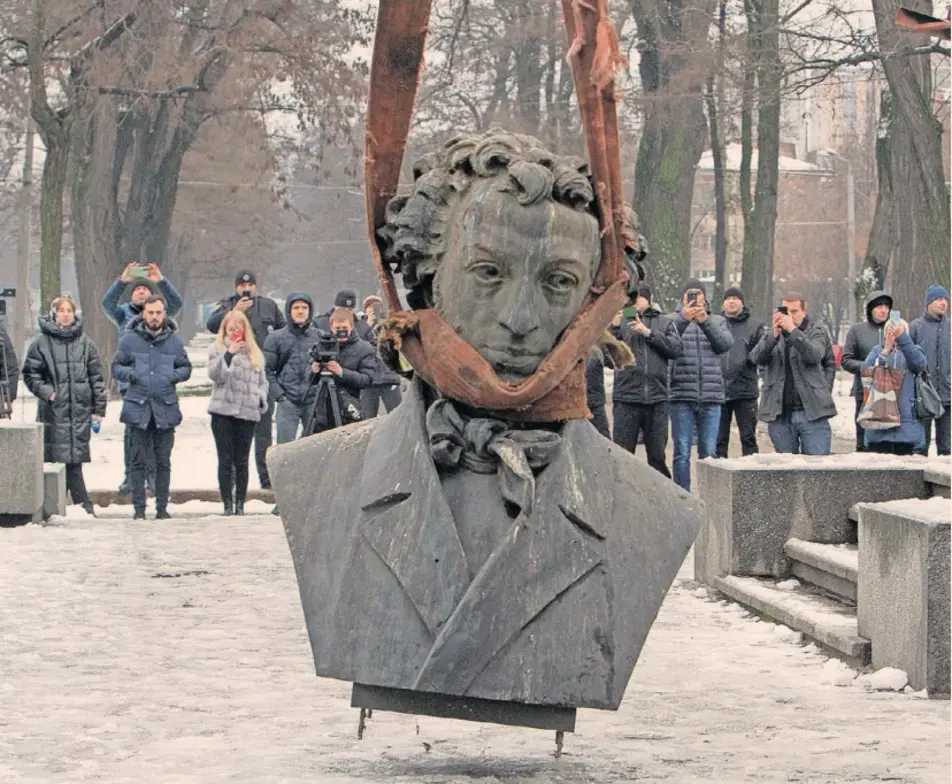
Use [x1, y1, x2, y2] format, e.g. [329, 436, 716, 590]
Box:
[0, 422, 44, 521]
[43, 464, 66, 519]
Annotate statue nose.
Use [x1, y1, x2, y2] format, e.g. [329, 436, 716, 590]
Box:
[497, 280, 541, 337]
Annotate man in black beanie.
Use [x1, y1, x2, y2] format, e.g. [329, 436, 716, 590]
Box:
[207, 269, 286, 489]
[717, 287, 765, 457]
[315, 289, 375, 344]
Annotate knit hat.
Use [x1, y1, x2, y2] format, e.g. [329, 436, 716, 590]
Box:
[335, 289, 357, 308]
[128, 280, 157, 295]
[235, 269, 256, 286]
[723, 286, 745, 304]
[925, 284, 950, 306]
[636, 285, 652, 303]
[681, 279, 706, 297]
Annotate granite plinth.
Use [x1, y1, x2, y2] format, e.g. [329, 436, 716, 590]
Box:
[696, 456, 930, 582]
[0, 422, 44, 524]
[857, 499, 950, 698]
[43, 463, 66, 519]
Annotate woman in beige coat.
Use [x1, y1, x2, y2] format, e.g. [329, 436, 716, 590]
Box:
[208, 310, 269, 515]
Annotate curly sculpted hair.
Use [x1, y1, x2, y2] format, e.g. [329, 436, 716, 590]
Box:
[377, 129, 598, 310]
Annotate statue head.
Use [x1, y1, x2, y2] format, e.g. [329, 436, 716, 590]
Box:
[380, 130, 601, 384]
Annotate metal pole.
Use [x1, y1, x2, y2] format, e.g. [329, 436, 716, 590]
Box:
[14, 119, 34, 357]
[846, 160, 857, 325]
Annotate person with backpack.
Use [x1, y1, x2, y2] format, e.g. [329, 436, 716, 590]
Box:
[910, 285, 950, 456]
[22, 293, 107, 515]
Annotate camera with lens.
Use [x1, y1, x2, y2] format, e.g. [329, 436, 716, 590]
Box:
[309, 330, 341, 368]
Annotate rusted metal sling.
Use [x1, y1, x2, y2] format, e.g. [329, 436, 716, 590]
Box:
[365, 0, 629, 421]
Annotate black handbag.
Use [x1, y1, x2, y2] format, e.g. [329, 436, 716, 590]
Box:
[914, 370, 946, 420]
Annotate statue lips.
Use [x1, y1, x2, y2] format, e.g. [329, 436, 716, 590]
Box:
[479, 347, 546, 376]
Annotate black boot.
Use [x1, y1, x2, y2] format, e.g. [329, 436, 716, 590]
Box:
[82, 501, 96, 518]
[155, 508, 172, 520]
[234, 498, 245, 516]
[133, 508, 146, 520]
[223, 499, 234, 516]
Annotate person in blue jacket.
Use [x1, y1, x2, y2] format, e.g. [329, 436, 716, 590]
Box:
[102, 262, 184, 496]
[111, 296, 191, 520]
[862, 317, 928, 456]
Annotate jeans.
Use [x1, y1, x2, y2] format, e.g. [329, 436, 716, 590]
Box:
[670, 402, 720, 491]
[716, 398, 760, 458]
[919, 407, 951, 456]
[211, 414, 257, 504]
[254, 400, 274, 487]
[589, 405, 610, 439]
[767, 410, 832, 455]
[130, 422, 175, 512]
[65, 463, 90, 506]
[612, 401, 671, 478]
[123, 423, 155, 488]
[361, 384, 403, 418]
[276, 399, 308, 444]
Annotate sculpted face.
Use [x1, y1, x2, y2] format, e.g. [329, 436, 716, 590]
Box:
[433, 185, 599, 384]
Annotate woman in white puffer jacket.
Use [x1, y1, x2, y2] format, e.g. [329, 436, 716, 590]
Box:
[208, 310, 269, 516]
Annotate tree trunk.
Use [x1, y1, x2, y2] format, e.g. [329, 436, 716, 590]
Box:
[705, 0, 728, 302]
[870, 0, 951, 315]
[37, 136, 68, 309]
[629, 0, 714, 308]
[741, 0, 782, 320]
[862, 91, 898, 308]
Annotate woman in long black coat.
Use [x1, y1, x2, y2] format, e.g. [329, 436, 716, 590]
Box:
[22, 293, 107, 515]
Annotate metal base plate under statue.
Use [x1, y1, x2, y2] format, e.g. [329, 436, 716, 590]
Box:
[351, 683, 577, 732]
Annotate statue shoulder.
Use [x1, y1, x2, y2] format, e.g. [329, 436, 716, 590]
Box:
[268, 418, 378, 481]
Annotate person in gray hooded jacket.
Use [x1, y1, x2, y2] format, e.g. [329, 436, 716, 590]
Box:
[842, 289, 893, 452]
[666, 280, 733, 491]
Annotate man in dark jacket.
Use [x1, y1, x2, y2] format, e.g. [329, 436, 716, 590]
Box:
[585, 346, 610, 439]
[111, 296, 192, 519]
[751, 293, 836, 455]
[104, 262, 184, 496]
[102, 263, 184, 335]
[360, 295, 403, 418]
[307, 307, 377, 435]
[717, 287, 765, 458]
[842, 289, 892, 452]
[667, 280, 733, 491]
[264, 293, 323, 444]
[610, 287, 682, 477]
[206, 269, 286, 489]
[910, 284, 950, 456]
[0, 321, 17, 415]
[314, 289, 375, 343]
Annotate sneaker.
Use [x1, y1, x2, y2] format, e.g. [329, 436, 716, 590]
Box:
[259, 478, 272, 490]
[155, 510, 172, 520]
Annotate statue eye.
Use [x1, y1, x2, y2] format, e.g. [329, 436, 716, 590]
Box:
[545, 271, 578, 292]
[472, 263, 502, 282]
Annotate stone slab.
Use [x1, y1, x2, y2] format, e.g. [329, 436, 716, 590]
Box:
[0, 422, 44, 522]
[696, 457, 929, 582]
[43, 464, 66, 519]
[351, 683, 577, 732]
[784, 539, 858, 583]
[925, 463, 951, 499]
[711, 575, 870, 665]
[857, 499, 951, 698]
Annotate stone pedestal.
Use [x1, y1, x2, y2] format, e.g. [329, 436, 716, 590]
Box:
[695, 455, 930, 582]
[0, 422, 44, 526]
[857, 499, 950, 698]
[43, 463, 67, 519]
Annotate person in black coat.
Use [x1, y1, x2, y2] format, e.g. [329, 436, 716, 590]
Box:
[359, 295, 404, 417]
[206, 269, 286, 489]
[112, 297, 192, 520]
[585, 346, 610, 438]
[609, 287, 683, 478]
[0, 321, 17, 415]
[717, 287, 766, 458]
[22, 294, 107, 515]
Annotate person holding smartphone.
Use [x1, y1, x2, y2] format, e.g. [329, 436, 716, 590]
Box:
[666, 280, 733, 491]
[750, 293, 837, 455]
[841, 289, 893, 452]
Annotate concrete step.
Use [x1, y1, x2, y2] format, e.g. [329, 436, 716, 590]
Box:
[784, 538, 858, 603]
[709, 574, 871, 666]
[88, 488, 275, 507]
[925, 463, 951, 499]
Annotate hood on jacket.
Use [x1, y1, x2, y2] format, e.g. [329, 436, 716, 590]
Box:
[285, 292, 314, 328]
[38, 315, 84, 340]
[865, 289, 893, 325]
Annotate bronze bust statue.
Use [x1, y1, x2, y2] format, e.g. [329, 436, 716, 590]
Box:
[269, 131, 700, 728]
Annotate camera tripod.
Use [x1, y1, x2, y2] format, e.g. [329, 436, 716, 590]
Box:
[302, 369, 344, 437]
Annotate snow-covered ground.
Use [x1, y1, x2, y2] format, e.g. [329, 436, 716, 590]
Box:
[1, 527, 948, 783]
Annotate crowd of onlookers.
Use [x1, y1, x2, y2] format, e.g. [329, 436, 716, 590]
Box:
[589, 280, 950, 492]
[0, 267, 948, 515]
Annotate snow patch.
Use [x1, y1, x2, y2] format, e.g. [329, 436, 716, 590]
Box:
[856, 667, 909, 692]
[776, 579, 800, 591]
[822, 658, 857, 687]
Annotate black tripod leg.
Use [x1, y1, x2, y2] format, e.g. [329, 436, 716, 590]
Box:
[327, 378, 344, 428]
